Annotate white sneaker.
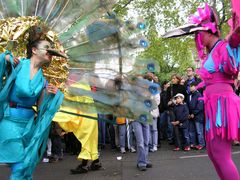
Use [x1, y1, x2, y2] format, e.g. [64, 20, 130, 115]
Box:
[130, 147, 136, 153]
[149, 146, 157, 152]
[42, 158, 49, 163]
[153, 146, 158, 152]
[149, 148, 155, 152]
[120, 147, 126, 154]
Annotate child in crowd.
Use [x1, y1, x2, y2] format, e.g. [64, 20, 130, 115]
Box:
[172, 93, 190, 151]
[117, 117, 127, 153]
[117, 117, 136, 153]
[187, 82, 205, 150]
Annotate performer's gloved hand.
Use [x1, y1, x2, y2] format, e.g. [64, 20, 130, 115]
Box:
[46, 84, 58, 94]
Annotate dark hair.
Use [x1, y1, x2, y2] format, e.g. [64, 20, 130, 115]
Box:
[190, 81, 198, 87]
[26, 39, 44, 58]
[161, 80, 168, 90]
[26, 25, 49, 58]
[162, 80, 168, 86]
[187, 67, 195, 71]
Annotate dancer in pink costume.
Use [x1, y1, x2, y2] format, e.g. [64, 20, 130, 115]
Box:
[163, 2, 240, 180]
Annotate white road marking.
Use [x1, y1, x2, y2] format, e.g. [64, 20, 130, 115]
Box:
[180, 151, 240, 159]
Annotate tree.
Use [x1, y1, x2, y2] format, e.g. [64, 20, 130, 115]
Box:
[115, 0, 232, 82]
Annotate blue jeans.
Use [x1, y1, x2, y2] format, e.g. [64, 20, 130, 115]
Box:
[127, 121, 136, 149]
[189, 120, 197, 146]
[182, 128, 190, 147]
[106, 123, 116, 148]
[118, 124, 126, 148]
[195, 121, 205, 146]
[98, 114, 106, 146]
[132, 121, 150, 167]
[149, 117, 158, 148]
[166, 112, 174, 141]
[159, 111, 171, 139]
[174, 126, 190, 148]
[189, 120, 205, 146]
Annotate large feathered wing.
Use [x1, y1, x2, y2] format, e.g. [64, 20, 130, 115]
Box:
[0, 0, 160, 123]
[62, 15, 160, 123]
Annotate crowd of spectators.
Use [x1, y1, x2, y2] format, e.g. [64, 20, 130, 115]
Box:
[42, 67, 240, 171]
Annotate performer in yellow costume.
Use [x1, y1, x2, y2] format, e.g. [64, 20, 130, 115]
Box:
[54, 83, 101, 174]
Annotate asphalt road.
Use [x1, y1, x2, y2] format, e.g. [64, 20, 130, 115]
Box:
[1, 142, 240, 180]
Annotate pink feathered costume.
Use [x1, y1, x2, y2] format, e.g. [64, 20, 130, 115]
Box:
[193, 3, 240, 180]
[163, 2, 240, 179]
[198, 40, 240, 142]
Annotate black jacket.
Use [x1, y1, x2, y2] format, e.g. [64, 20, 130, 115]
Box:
[159, 90, 168, 113]
[187, 90, 204, 123]
[173, 103, 189, 129]
[167, 84, 187, 103]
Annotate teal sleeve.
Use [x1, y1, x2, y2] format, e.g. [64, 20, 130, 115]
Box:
[0, 51, 14, 88]
[0, 51, 16, 119]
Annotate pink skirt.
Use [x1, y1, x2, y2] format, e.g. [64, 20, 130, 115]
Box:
[204, 83, 240, 142]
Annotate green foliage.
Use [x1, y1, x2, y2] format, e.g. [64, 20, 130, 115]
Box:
[116, 0, 232, 82]
[113, 0, 133, 16]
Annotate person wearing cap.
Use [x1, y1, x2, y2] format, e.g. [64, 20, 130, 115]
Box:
[171, 93, 190, 151]
[0, 39, 65, 179]
[163, 2, 240, 179]
[166, 74, 187, 144]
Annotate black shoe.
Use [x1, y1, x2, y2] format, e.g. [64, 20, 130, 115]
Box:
[146, 163, 153, 168]
[159, 135, 164, 140]
[48, 156, 58, 163]
[111, 145, 117, 149]
[89, 162, 102, 171]
[70, 165, 88, 174]
[100, 145, 105, 149]
[168, 141, 175, 145]
[137, 165, 147, 171]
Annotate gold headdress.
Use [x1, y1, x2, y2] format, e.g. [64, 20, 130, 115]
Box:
[0, 16, 68, 90]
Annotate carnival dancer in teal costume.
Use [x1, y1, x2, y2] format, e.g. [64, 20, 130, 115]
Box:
[0, 1, 158, 178]
[0, 39, 65, 180]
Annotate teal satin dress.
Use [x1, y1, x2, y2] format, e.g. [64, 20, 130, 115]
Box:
[0, 52, 64, 180]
